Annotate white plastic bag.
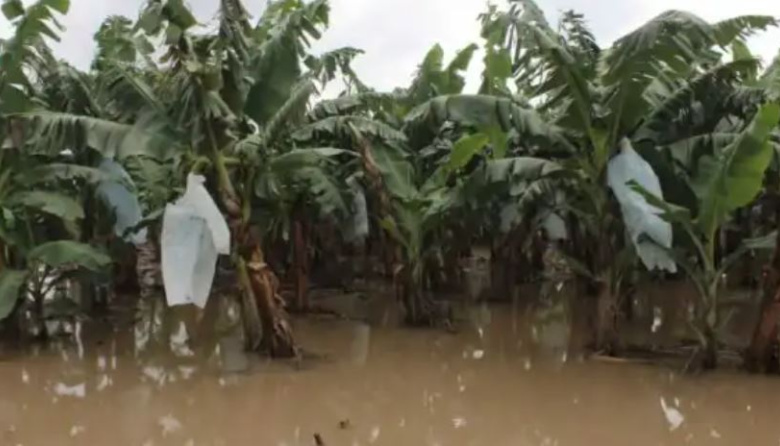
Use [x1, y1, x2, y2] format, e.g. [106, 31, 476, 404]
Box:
[96, 158, 147, 246]
[344, 188, 369, 243]
[161, 174, 231, 308]
[542, 212, 568, 241]
[608, 139, 677, 273]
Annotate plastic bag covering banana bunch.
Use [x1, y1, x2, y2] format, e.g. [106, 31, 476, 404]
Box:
[161, 174, 231, 308]
[96, 158, 147, 246]
[344, 180, 369, 243]
[542, 213, 567, 241]
[607, 139, 677, 273]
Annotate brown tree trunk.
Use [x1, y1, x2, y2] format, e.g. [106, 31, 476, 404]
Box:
[694, 316, 719, 371]
[746, 219, 780, 372]
[292, 219, 309, 311]
[379, 229, 396, 279]
[568, 279, 596, 354]
[490, 230, 521, 302]
[351, 127, 396, 278]
[218, 176, 297, 358]
[395, 267, 435, 326]
[244, 240, 297, 358]
[746, 292, 780, 372]
[595, 279, 618, 355]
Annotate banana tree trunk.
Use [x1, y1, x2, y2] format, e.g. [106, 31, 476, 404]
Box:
[490, 229, 522, 301]
[292, 219, 309, 311]
[745, 288, 780, 372]
[244, 235, 296, 357]
[225, 209, 296, 357]
[211, 140, 297, 358]
[352, 128, 396, 278]
[595, 278, 618, 355]
[568, 279, 596, 353]
[694, 316, 719, 370]
[746, 216, 780, 372]
[395, 265, 436, 326]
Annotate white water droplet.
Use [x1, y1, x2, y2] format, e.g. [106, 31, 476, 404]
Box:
[158, 414, 182, 436]
[369, 426, 380, 443]
[69, 425, 85, 437]
[142, 365, 166, 385]
[53, 382, 86, 399]
[651, 307, 663, 333]
[452, 417, 467, 429]
[660, 397, 684, 431]
[74, 321, 84, 360]
[96, 375, 112, 392]
[472, 349, 484, 360]
[179, 366, 197, 380]
[710, 429, 721, 439]
[21, 369, 29, 384]
[170, 322, 194, 357]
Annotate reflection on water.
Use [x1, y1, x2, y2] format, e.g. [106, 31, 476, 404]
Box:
[0, 287, 779, 445]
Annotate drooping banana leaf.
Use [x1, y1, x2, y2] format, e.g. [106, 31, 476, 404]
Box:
[0, 269, 27, 320]
[8, 191, 84, 222]
[694, 103, 780, 238]
[27, 240, 112, 272]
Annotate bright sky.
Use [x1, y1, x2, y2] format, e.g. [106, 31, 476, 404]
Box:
[2, 0, 779, 92]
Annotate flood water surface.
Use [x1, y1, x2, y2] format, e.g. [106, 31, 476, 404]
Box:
[2, 295, 780, 445]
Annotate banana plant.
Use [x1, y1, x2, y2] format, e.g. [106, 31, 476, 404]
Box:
[13, 0, 375, 356]
[379, 126, 559, 324]
[633, 103, 780, 369]
[404, 1, 778, 353]
[0, 0, 117, 332]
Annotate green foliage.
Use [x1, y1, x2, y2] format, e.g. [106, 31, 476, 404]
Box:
[244, 0, 330, 126]
[404, 95, 573, 153]
[0, 0, 70, 114]
[695, 103, 780, 239]
[8, 191, 84, 222]
[27, 241, 112, 272]
[0, 269, 26, 320]
[447, 133, 489, 172]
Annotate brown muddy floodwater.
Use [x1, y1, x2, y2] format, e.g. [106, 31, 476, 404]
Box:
[1, 285, 780, 446]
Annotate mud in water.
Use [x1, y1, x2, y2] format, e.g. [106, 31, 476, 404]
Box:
[0, 283, 779, 445]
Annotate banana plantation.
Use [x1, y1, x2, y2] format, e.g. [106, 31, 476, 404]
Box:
[2, 0, 780, 381]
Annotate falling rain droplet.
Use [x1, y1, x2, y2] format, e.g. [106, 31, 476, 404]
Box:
[660, 397, 684, 431]
[69, 425, 85, 437]
[74, 321, 84, 360]
[53, 382, 86, 399]
[651, 307, 663, 333]
[710, 429, 721, 439]
[369, 426, 380, 443]
[158, 414, 182, 437]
